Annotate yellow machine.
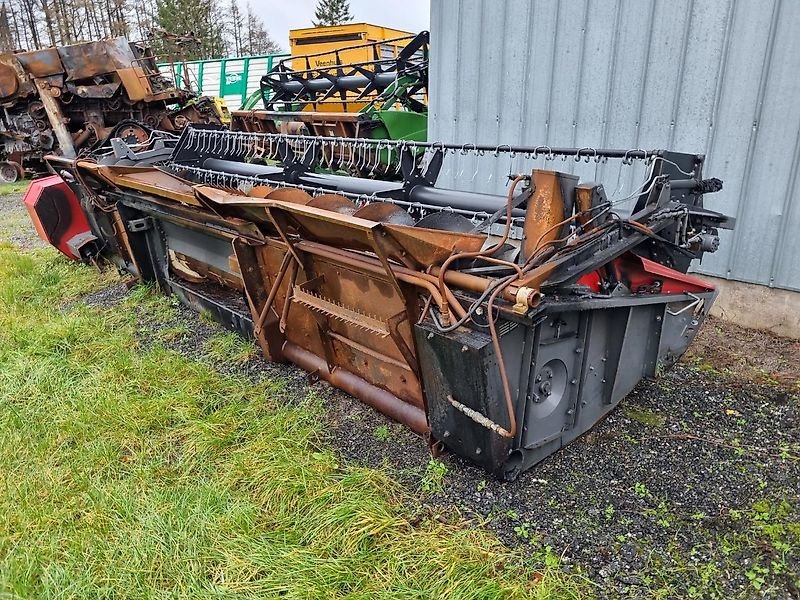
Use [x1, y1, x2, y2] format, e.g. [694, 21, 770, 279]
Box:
[211, 97, 231, 125]
[289, 23, 412, 71]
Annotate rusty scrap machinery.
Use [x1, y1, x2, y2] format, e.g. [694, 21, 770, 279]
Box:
[0, 37, 221, 181]
[27, 126, 732, 478]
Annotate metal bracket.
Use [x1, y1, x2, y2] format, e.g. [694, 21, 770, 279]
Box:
[666, 293, 703, 316]
[127, 217, 153, 232]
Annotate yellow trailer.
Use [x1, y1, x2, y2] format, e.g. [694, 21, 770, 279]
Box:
[289, 23, 413, 70]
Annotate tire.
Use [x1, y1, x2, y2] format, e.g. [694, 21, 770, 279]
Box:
[0, 161, 19, 183]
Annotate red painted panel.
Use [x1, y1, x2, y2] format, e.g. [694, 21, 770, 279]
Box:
[23, 175, 90, 260]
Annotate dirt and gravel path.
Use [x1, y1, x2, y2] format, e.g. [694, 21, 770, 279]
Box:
[0, 192, 47, 249]
[3, 190, 799, 598]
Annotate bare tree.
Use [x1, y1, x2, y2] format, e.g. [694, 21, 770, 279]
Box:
[244, 2, 279, 55]
[1, 0, 280, 57]
[227, 0, 242, 56]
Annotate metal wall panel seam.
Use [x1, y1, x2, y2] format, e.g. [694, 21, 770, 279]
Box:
[516, 1, 535, 175]
[493, 0, 507, 147]
[569, 0, 591, 176]
[702, 0, 735, 161]
[667, 0, 695, 149]
[627, 0, 657, 196]
[544, 0, 561, 146]
[723, 0, 782, 278]
[470, 1, 487, 188]
[495, 0, 518, 180]
[595, 0, 623, 183]
[767, 115, 800, 287]
[700, 0, 736, 280]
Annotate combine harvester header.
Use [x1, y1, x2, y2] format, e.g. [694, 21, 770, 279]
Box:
[27, 126, 733, 479]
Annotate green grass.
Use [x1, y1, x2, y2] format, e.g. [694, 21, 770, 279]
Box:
[0, 243, 586, 599]
[205, 331, 259, 364]
[623, 406, 667, 428]
[0, 180, 30, 196]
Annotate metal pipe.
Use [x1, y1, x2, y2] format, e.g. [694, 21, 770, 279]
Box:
[184, 127, 667, 160]
[203, 158, 283, 179]
[253, 250, 291, 335]
[299, 172, 402, 195]
[202, 160, 521, 215]
[408, 185, 526, 216]
[174, 164, 522, 223]
[282, 341, 429, 435]
[268, 72, 398, 95]
[428, 267, 527, 305]
[294, 239, 466, 320]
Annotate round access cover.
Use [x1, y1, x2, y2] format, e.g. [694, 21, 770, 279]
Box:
[528, 358, 569, 418]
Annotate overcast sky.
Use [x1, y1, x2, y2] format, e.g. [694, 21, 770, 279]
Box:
[250, 0, 431, 52]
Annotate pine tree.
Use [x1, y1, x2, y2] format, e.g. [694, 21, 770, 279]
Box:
[0, 5, 14, 51]
[312, 0, 353, 27]
[153, 0, 226, 60]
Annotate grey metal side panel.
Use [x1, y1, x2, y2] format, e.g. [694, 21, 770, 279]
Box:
[429, 0, 800, 291]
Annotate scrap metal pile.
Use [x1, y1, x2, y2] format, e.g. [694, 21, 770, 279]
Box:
[0, 37, 221, 181]
[27, 126, 733, 478]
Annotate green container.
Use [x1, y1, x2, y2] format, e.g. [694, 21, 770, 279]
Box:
[158, 53, 289, 110]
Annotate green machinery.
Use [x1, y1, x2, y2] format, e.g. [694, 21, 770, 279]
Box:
[230, 32, 429, 177]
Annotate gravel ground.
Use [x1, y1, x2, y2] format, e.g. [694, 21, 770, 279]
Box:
[0, 192, 47, 249]
[4, 191, 799, 598]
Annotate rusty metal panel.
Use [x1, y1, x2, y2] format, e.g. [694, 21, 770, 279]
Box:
[0, 62, 19, 98]
[57, 38, 137, 81]
[15, 48, 64, 78]
[429, 0, 800, 291]
[116, 67, 151, 101]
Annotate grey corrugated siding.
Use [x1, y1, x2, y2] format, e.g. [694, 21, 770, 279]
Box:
[429, 0, 800, 291]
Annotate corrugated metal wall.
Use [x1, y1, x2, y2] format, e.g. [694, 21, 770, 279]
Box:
[429, 0, 800, 291]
